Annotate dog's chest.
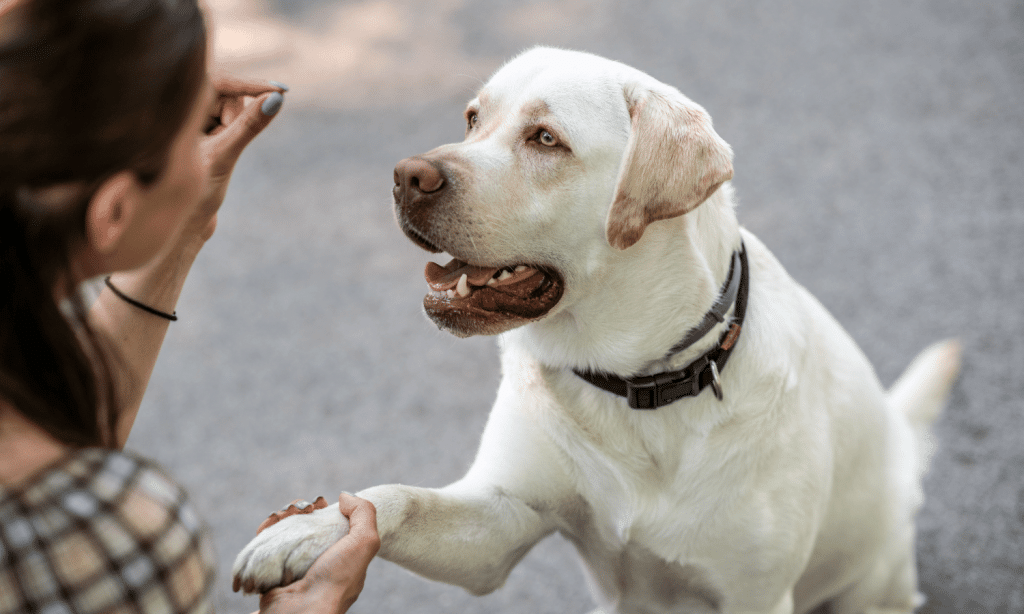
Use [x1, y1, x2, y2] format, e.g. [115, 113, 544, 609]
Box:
[549, 422, 744, 613]
[540, 369, 760, 552]
[530, 366, 806, 610]
[556, 420, 746, 556]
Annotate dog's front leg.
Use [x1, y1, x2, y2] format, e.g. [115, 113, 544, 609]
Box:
[353, 370, 573, 595]
[233, 382, 568, 596]
[357, 478, 556, 596]
[231, 479, 555, 596]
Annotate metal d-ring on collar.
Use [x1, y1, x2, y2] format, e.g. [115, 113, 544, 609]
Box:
[573, 242, 749, 409]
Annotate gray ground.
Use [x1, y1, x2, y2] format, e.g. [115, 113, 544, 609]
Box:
[127, 0, 1024, 612]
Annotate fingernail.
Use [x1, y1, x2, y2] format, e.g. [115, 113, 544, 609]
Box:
[296, 500, 311, 510]
[269, 80, 290, 92]
[261, 92, 284, 116]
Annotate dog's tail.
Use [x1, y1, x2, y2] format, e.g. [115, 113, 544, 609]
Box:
[887, 339, 962, 474]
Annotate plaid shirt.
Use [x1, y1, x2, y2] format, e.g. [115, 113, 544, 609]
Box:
[0, 448, 216, 614]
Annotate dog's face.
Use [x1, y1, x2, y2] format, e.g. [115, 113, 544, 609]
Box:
[393, 47, 733, 338]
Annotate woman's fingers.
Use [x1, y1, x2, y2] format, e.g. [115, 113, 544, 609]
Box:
[202, 72, 287, 169]
[207, 96, 244, 135]
[337, 493, 380, 561]
[205, 89, 284, 176]
[204, 74, 286, 136]
[212, 73, 288, 97]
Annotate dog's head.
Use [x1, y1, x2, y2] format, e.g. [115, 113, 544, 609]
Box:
[393, 47, 733, 338]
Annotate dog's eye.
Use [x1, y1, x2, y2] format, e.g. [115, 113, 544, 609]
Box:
[538, 130, 557, 147]
[467, 112, 479, 131]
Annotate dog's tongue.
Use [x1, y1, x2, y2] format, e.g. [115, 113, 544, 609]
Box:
[425, 259, 500, 291]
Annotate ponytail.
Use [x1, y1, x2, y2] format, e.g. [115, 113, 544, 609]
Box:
[0, 189, 116, 447]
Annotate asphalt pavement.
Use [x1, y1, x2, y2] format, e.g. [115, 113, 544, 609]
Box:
[126, 0, 1024, 612]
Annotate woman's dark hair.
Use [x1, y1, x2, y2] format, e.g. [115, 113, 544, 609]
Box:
[0, 0, 207, 447]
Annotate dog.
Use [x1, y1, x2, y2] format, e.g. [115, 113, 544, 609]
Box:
[233, 47, 961, 614]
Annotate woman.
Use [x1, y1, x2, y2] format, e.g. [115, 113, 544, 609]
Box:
[0, 0, 379, 612]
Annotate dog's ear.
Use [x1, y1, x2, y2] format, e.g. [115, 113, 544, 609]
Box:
[606, 84, 734, 250]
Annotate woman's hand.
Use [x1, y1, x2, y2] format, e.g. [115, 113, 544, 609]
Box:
[182, 75, 287, 246]
[256, 493, 381, 614]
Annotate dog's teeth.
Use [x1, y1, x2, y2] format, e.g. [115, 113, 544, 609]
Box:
[486, 278, 496, 286]
[456, 274, 470, 298]
[498, 270, 512, 281]
[446, 289, 456, 299]
[515, 265, 528, 273]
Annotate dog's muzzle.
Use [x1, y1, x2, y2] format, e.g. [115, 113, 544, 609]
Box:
[391, 155, 565, 338]
[393, 156, 447, 252]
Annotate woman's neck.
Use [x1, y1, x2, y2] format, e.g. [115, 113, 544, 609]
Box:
[0, 402, 69, 488]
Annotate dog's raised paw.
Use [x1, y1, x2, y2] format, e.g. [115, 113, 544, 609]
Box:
[232, 504, 350, 594]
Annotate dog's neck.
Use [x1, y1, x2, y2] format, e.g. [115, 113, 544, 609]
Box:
[504, 185, 743, 376]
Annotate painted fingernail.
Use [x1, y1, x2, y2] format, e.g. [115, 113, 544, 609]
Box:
[296, 500, 311, 510]
[261, 92, 284, 116]
[269, 80, 290, 92]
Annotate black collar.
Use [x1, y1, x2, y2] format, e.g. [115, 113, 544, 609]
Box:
[573, 242, 749, 409]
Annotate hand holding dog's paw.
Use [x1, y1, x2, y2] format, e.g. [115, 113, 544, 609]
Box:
[232, 499, 351, 594]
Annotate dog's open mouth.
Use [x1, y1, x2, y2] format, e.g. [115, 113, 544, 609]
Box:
[422, 258, 564, 337]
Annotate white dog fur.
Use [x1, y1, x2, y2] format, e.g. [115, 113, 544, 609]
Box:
[233, 47, 961, 614]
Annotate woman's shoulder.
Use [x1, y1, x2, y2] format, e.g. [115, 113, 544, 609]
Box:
[0, 448, 217, 614]
[1, 448, 195, 528]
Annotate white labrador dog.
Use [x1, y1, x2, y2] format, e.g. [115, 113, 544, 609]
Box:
[233, 47, 961, 614]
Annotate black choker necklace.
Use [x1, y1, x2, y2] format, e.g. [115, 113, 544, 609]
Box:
[574, 242, 749, 409]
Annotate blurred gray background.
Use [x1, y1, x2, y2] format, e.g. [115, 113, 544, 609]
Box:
[126, 0, 1024, 612]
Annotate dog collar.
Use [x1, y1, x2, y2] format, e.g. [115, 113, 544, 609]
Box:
[573, 242, 749, 409]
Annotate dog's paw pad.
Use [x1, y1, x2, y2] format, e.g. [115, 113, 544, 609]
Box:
[256, 496, 330, 534]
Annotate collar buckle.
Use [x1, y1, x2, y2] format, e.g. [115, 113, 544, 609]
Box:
[626, 356, 708, 409]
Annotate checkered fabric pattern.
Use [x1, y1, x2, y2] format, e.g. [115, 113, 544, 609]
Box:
[0, 448, 216, 614]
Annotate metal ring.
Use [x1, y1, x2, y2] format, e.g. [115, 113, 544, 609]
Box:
[709, 361, 724, 401]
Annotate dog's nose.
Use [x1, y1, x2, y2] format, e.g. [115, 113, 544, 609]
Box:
[394, 157, 445, 195]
